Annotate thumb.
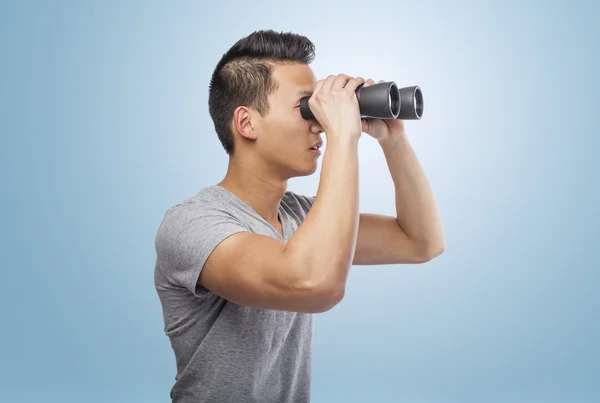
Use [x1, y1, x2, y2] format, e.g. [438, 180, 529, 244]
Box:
[361, 118, 370, 133]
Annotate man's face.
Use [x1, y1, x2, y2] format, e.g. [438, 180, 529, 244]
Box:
[252, 62, 323, 178]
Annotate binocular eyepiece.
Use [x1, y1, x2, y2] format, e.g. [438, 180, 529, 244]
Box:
[299, 82, 424, 121]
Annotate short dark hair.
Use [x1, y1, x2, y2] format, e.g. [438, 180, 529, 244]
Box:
[208, 30, 316, 155]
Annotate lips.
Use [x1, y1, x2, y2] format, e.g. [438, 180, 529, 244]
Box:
[310, 141, 323, 150]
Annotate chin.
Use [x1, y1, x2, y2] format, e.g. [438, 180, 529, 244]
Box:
[285, 161, 318, 179]
[297, 168, 317, 177]
[301, 161, 319, 176]
[276, 151, 319, 178]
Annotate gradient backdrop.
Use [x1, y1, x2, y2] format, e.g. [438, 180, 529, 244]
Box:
[1, 1, 599, 402]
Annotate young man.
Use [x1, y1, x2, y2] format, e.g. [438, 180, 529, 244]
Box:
[154, 29, 445, 403]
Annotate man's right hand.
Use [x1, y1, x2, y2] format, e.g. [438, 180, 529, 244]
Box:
[308, 74, 365, 141]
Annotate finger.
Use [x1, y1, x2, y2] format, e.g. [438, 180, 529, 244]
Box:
[365, 78, 376, 86]
[332, 74, 352, 90]
[320, 74, 339, 93]
[378, 80, 385, 83]
[361, 118, 369, 133]
[309, 79, 327, 112]
[344, 76, 365, 93]
[312, 79, 325, 97]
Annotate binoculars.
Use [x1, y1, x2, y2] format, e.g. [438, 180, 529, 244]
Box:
[299, 82, 424, 121]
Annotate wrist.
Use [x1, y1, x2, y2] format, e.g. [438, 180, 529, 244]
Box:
[326, 133, 361, 146]
[378, 131, 407, 146]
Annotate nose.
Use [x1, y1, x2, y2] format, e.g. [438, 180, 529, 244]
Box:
[310, 121, 323, 134]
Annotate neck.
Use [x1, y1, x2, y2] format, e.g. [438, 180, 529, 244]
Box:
[217, 155, 288, 225]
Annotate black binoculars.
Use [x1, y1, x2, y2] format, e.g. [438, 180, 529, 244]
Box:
[299, 82, 423, 121]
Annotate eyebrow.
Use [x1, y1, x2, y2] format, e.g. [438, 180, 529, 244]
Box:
[295, 90, 313, 99]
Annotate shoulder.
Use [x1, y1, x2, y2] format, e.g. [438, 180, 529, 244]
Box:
[160, 185, 238, 221]
[155, 186, 244, 247]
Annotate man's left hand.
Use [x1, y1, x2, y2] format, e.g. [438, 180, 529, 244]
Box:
[361, 79, 406, 142]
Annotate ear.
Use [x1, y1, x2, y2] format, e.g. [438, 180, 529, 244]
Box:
[232, 106, 257, 141]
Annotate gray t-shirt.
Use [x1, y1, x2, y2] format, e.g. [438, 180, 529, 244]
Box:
[154, 185, 316, 403]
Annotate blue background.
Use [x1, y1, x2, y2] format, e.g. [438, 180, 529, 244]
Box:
[1, 1, 599, 402]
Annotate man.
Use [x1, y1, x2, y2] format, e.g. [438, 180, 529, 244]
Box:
[154, 29, 445, 403]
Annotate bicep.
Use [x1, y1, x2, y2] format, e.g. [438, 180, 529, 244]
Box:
[199, 231, 334, 313]
[352, 213, 427, 265]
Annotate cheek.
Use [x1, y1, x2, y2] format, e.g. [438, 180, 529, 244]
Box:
[260, 109, 307, 152]
[272, 112, 304, 138]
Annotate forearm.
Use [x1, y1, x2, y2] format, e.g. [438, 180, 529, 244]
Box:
[379, 133, 445, 253]
[286, 136, 360, 294]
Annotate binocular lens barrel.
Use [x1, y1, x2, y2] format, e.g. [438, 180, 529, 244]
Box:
[399, 85, 423, 120]
[299, 81, 423, 121]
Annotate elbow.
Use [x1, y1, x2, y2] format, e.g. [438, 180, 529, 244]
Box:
[304, 281, 346, 313]
[295, 256, 349, 313]
[318, 285, 345, 312]
[415, 239, 446, 263]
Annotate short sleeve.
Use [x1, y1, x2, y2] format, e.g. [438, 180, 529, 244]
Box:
[154, 203, 248, 296]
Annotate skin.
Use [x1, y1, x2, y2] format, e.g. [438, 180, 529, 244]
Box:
[200, 63, 444, 312]
[215, 63, 444, 263]
[217, 63, 327, 234]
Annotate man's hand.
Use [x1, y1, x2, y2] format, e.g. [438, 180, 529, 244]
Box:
[308, 74, 366, 141]
[361, 79, 406, 142]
